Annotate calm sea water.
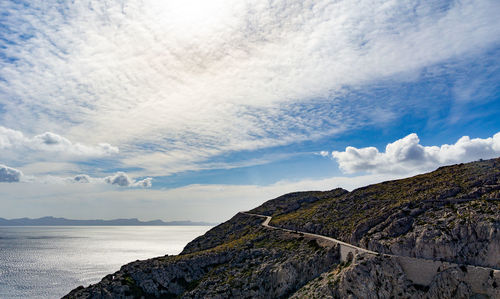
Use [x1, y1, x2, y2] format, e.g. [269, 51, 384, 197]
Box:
[0, 226, 212, 298]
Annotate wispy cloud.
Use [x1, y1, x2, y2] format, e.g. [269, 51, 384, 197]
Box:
[1, 0, 499, 175]
[330, 132, 500, 174]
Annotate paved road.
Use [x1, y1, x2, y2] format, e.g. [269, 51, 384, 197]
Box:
[241, 211, 500, 269]
[241, 211, 500, 292]
[242, 212, 377, 256]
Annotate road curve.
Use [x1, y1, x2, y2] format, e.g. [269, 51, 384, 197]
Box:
[241, 212, 377, 256]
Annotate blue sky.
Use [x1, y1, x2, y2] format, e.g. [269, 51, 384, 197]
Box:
[0, 0, 499, 221]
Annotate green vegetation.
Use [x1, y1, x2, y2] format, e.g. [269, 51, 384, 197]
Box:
[262, 158, 500, 243]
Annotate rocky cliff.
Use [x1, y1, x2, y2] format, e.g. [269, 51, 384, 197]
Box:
[65, 158, 500, 299]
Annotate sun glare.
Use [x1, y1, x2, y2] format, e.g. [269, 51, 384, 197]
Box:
[158, 0, 234, 33]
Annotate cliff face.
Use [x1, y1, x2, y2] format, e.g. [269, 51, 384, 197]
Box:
[290, 253, 498, 299]
[65, 158, 500, 299]
[360, 200, 500, 268]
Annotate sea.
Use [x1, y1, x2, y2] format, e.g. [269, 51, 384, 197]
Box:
[0, 226, 212, 298]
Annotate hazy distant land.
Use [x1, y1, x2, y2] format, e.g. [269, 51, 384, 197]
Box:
[0, 216, 217, 226]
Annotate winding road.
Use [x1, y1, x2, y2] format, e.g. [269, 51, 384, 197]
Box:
[241, 212, 377, 260]
[240, 211, 500, 292]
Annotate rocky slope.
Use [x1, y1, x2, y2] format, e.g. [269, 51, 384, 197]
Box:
[65, 158, 500, 298]
[268, 159, 500, 269]
[65, 213, 340, 298]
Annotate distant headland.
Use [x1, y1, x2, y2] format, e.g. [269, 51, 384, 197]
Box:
[0, 216, 217, 226]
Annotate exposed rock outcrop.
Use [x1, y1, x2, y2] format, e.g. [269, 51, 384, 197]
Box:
[291, 253, 499, 299]
[361, 199, 500, 268]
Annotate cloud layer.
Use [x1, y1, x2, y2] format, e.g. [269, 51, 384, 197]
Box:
[1, 0, 499, 175]
[331, 132, 500, 174]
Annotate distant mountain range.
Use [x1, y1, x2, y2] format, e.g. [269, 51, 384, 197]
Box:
[0, 216, 217, 226]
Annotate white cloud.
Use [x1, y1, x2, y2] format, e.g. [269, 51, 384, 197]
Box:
[319, 151, 330, 157]
[73, 174, 91, 184]
[134, 177, 153, 188]
[332, 132, 500, 174]
[101, 172, 153, 188]
[104, 172, 133, 187]
[0, 164, 23, 182]
[0, 126, 119, 158]
[0, 0, 498, 175]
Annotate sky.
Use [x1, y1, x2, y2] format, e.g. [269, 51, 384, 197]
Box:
[1, 0, 499, 222]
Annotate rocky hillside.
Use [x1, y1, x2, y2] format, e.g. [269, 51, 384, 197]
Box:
[65, 158, 500, 298]
[266, 158, 500, 269]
